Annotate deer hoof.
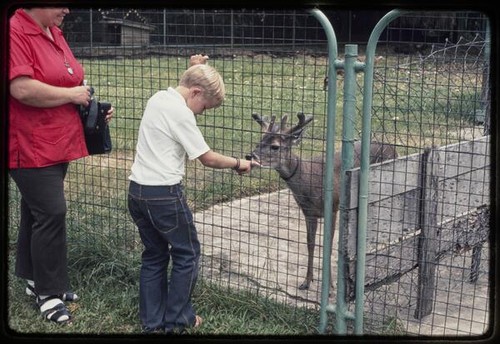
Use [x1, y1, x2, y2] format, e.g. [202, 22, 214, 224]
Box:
[298, 281, 310, 290]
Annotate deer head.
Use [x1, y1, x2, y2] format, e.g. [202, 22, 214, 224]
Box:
[246, 112, 314, 169]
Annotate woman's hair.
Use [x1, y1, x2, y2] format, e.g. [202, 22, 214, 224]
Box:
[179, 64, 225, 107]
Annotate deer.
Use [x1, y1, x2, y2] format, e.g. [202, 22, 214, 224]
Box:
[246, 112, 398, 290]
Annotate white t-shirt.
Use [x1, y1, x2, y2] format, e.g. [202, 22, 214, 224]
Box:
[129, 87, 210, 185]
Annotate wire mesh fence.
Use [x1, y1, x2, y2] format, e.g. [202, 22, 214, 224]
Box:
[346, 11, 491, 335]
[7, 8, 491, 335]
[8, 8, 332, 327]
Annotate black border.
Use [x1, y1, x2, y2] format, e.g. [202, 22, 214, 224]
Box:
[1, 1, 498, 343]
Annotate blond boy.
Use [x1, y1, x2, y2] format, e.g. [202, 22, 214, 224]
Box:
[128, 55, 258, 333]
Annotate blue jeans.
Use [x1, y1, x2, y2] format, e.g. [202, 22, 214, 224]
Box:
[127, 181, 200, 333]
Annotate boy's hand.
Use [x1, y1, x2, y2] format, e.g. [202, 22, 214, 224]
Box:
[234, 159, 261, 175]
[190, 54, 209, 66]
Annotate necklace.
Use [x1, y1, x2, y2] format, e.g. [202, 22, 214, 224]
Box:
[59, 47, 73, 75]
[48, 31, 74, 75]
[64, 57, 74, 75]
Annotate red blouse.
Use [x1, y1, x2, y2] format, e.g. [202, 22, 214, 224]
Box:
[9, 9, 89, 168]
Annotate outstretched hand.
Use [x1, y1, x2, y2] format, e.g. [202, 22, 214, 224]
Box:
[234, 158, 261, 175]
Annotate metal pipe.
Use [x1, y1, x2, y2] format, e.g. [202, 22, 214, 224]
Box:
[309, 8, 339, 334]
[355, 9, 406, 334]
[336, 43, 358, 334]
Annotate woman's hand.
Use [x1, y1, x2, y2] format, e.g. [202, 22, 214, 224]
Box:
[70, 85, 92, 106]
[10, 77, 93, 108]
[105, 107, 114, 124]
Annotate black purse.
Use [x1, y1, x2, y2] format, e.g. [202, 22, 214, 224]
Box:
[79, 87, 112, 155]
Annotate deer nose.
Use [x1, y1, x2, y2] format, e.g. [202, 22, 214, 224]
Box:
[246, 152, 258, 161]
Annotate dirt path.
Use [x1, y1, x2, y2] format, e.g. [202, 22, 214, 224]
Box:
[195, 189, 490, 336]
[196, 188, 333, 309]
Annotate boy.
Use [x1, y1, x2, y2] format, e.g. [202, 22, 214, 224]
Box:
[128, 55, 259, 333]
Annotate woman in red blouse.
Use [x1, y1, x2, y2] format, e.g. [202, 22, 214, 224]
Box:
[9, 7, 113, 324]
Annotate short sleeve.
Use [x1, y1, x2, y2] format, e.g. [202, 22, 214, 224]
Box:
[171, 116, 210, 160]
[9, 29, 35, 81]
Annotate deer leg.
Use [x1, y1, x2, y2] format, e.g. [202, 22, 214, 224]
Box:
[299, 217, 317, 290]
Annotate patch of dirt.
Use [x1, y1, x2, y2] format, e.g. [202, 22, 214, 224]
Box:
[194, 188, 491, 336]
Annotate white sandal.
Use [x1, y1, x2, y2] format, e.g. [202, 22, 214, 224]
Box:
[37, 295, 72, 324]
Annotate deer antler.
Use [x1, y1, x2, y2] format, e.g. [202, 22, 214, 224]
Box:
[269, 115, 277, 133]
[288, 112, 314, 134]
[253, 112, 313, 135]
[280, 114, 289, 132]
[252, 113, 276, 133]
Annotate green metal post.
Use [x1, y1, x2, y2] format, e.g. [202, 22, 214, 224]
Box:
[355, 9, 406, 334]
[309, 8, 339, 334]
[335, 44, 359, 334]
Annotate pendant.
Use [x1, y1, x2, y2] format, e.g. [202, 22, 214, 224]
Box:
[67, 67, 74, 75]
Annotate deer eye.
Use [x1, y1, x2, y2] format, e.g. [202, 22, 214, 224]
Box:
[271, 144, 280, 151]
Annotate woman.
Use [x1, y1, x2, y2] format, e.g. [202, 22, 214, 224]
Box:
[9, 7, 113, 324]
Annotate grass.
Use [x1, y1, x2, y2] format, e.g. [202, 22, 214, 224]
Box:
[6, 239, 321, 336]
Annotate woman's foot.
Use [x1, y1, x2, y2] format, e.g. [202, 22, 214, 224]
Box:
[37, 295, 72, 324]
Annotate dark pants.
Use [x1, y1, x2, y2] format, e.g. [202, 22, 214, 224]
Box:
[127, 181, 200, 333]
[9, 163, 70, 296]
